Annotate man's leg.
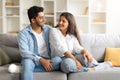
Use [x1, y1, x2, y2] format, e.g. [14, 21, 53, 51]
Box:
[21, 59, 35, 80]
[51, 57, 62, 71]
[34, 57, 62, 72]
[34, 61, 46, 72]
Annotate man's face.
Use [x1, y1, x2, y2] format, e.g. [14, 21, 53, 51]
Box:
[33, 12, 45, 27]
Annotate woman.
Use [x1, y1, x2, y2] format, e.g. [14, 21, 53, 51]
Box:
[49, 12, 112, 73]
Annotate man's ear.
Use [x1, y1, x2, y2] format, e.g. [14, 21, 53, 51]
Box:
[31, 18, 35, 23]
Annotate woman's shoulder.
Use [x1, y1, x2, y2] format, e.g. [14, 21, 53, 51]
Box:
[51, 27, 58, 30]
[69, 34, 75, 38]
[50, 28, 60, 33]
[69, 35, 78, 40]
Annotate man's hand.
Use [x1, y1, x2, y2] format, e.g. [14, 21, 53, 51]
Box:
[39, 58, 53, 72]
[83, 49, 93, 63]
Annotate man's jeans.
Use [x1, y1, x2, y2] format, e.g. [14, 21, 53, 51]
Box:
[61, 54, 99, 73]
[21, 57, 62, 80]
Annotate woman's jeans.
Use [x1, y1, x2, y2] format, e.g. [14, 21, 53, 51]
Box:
[21, 57, 62, 80]
[61, 54, 99, 73]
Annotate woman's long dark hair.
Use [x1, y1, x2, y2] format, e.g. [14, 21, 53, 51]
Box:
[56, 12, 81, 45]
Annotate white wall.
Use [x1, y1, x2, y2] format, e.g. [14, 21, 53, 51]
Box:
[107, 0, 120, 33]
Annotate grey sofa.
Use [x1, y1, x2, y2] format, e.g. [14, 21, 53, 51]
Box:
[0, 33, 120, 80]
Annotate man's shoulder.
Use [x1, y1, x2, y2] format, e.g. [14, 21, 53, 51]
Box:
[43, 25, 52, 28]
[18, 25, 31, 35]
[43, 25, 53, 31]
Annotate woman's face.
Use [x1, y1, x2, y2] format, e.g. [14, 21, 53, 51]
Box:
[58, 16, 69, 32]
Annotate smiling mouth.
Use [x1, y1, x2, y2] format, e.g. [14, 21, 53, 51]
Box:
[59, 24, 63, 27]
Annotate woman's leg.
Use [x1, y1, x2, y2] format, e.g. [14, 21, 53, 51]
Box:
[74, 54, 112, 71]
[94, 61, 112, 71]
[74, 54, 99, 68]
[60, 58, 78, 73]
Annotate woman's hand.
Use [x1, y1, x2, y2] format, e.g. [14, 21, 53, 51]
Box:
[75, 60, 82, 70]
[64, 51, 83, 70]
[39, 58, 53, 72]
[83, 49, 93, 63]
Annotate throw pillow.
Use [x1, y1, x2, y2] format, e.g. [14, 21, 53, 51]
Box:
[104, 48, 120, 66]
[0, 45, 21, 63]
[0, 48, 11, 65]
[8, 64, 22, 73]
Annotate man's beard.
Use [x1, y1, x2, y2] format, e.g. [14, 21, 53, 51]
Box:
[35, 21, 44, 27]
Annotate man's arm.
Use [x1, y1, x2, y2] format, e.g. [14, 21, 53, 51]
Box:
[18, 31, 41, 62]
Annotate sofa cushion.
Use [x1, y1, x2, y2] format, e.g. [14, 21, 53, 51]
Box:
[0, 33, 18, 48]
[0, 45, 21, 63]
[68, 67, 120, 80]
[0, 64, 21, 80]
[0, 48, 11, 65]
[34, 72, 67, 80]
[104, 48, 120, 66]
[80, 34, 120, 62]
[0, 64, 67, 80]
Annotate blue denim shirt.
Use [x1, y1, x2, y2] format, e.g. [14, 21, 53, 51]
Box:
[18, 24, 51, 62]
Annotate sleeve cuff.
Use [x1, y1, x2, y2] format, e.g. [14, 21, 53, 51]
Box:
[34, 56, 42, 62]
[76, 47, 84, 54]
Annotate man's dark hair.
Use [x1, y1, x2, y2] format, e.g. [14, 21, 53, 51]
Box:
[27, 6, 44, 23]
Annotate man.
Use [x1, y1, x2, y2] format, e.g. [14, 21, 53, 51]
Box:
[18, 6, 62, 80]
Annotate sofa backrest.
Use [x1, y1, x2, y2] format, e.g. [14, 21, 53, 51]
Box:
[1, 33, 120, 63]
[80, 34, 120, 62]
[0, 33, 18, 48]
[0, 33, 21, 63]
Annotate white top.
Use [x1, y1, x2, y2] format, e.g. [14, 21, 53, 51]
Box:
[49, 28, 84, 58]
[33, 31, 49, 58]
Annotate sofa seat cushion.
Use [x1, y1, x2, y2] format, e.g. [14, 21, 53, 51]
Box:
[34, 71, 67, 80]
[0, 64, 67, 80]
[0, 64, 20, 80]
[68, 67, 120, 80]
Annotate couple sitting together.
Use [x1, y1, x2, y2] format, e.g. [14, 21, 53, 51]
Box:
[18, 6, 112, 80]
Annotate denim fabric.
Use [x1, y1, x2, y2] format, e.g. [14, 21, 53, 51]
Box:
[18, 25, 62, 80]
[22, 57, 62, 80]
[74, 54, 99, 67]
[61, 58, 78, 73]
[18, 25, 51, 61]
[60, 54, 99, 73]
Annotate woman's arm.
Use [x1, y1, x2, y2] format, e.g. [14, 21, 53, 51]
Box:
[82, 49, 93, 63]
[73, 36, 84, 54]
[49, 28, 68, 57]
[49, 28, 82, 70]
[64, 51, 82, 70]
[73, 36, 93, 63]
